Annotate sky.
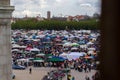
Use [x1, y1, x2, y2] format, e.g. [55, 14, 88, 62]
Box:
[11, 0, 101, 18]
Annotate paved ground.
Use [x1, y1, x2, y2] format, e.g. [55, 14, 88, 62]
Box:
[13, 67, 56, 80]
[62, 69, 96, 80]
[13, 67, 96, 80]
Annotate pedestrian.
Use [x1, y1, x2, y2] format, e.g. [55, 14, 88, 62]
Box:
[92, 75, 95, 80]
[67, 74, 72, 80]
[83, 64, 87, 73]
[72, 76, 75, 80]
[29, 67, 32, 74]
[85, 75, 90, 80]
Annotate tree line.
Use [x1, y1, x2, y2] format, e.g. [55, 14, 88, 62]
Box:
[11, 19, 99, 30]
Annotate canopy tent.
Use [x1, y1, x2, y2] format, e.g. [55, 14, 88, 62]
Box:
[87, 42, 94, 45]
[45, 54, 53, 58]
[71, 47, 78, 50]
[47, 56, 65, 62]
[84, 56, 94, 59]
[19, 45, 27, 49]
[59, 52, 68, 59]
[36, 53, 45, 56]
[78, 41, 85, 45]
[63, 42, 71, 47]
[11, 41, 16, 44]
[67, 52, 85, 61]
[80, 45, 87, 48]
[11, 49, 20, 52]
[33, 58, 44, 62]
[30, 48, 40, 52]
[17, 58, 29, 62]
[71, 43, 79, 47]
[87, 50, 94, 54]
[87, 48, 96, 51]
[12, 44, 21, 48]
[25, 47, 32, 51]
[30, 48, 40, 54]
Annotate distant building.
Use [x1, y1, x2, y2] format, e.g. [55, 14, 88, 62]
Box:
[51, 16, 67, 21]
[67, 16, 73, 21]
[36, 16, 45, 21]
[11, 15, 45, 24]
[93, 13, 100, 19]
[67, 15, 87, 21]
[47, 11, 51, 20]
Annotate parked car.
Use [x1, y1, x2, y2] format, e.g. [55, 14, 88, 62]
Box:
[12, 73, 15, 79]
[12, 64, 26, 70]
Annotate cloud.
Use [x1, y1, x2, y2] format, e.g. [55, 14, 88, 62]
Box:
[11, 0, 101, 17]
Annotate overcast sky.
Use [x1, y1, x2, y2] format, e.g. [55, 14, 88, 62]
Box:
[11, 0, 101, 18]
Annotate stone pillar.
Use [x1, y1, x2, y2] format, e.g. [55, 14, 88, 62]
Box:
[0, 0, 14, 80]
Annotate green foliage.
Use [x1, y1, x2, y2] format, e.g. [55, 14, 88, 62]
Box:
[11, 19, 99, 30]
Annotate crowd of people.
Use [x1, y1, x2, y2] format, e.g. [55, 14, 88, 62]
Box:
[11, 29, 100, 79]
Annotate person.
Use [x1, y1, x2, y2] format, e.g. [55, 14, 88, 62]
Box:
[85, 75, 90, 80]
[67, 74, 72, 80]
[29, 67, 32, 74]
[72, 76, 75, 80]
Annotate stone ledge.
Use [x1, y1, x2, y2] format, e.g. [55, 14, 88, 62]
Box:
[0, 6, 14, 18]
[0, 6, 14, 10]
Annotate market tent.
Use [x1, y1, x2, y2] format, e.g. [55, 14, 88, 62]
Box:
[17, 58, 29, 62]
[33, 58, 44, 62]
[87, 48, 96, 51]
[19, 45, 27, 49]
[47, 56, 65, 62]
[80, 45, 87, 48]
[11, 49, 20, 52]
[71, 43, 79, 47]
[78, 41, 85, 45]
[63, 42, 71, 47]
[30, 48, 40, 54]
[59, 52, 68, 59]
[87, 42, 94, 45]
[36, 53, 45, 56]
[30, 48, 40, 52]
[84, 56, 94, 59]
[87, 50, 94, 54]
[71, 47, 78, 50]
[11, 41, 16, 44]
[12, 44, 21, 48]
[45, 54, 53, 58]
[25, 47, 32, 51]
[67, 52, 85, 61]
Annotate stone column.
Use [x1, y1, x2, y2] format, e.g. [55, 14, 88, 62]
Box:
[0, 0, 14, 80]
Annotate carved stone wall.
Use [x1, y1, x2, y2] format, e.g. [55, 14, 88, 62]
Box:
[0, 0, 10, 6]
[0, 0, 14, 80]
